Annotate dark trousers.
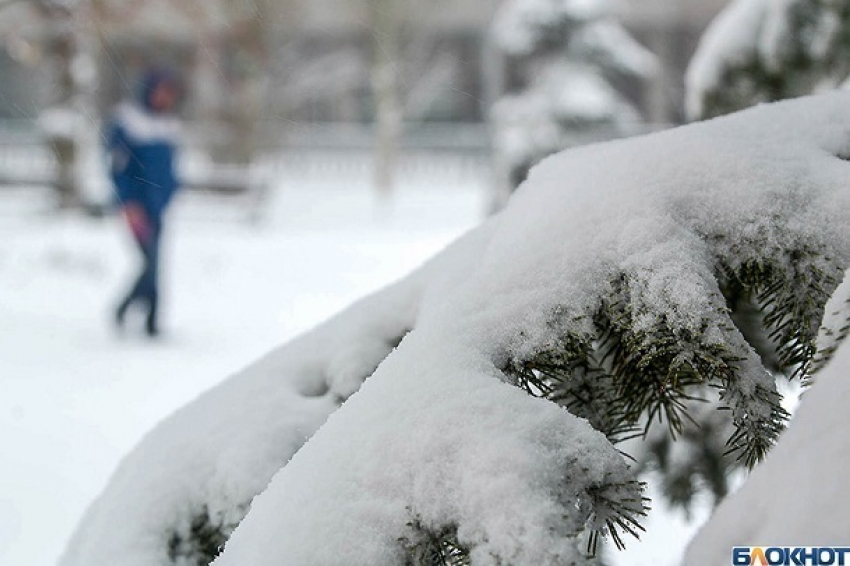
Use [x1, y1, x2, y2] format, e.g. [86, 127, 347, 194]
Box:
[116, 223, 161, 334]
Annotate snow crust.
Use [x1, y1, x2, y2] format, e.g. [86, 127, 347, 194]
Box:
[64, 92, 850, 565]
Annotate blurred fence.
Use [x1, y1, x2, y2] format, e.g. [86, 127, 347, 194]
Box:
[200, 120, 493, 187]
[0, 120, 493, 196]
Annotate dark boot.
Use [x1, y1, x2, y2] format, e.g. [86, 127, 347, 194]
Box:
[145, 295, 159, 338]
[145, 318, 159, 338]
[114, 296, 132, 330]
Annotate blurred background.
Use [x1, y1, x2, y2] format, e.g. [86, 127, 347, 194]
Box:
[0, 1, 754, 565]
[0, 0, 730, 212]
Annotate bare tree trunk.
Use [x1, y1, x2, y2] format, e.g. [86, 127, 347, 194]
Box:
[37, 0, 105, 211]
[369, 0, 402, 197]
[77, 0, 107, 214]
[45, 8, 78, 209]
[216, 0, 272, 165]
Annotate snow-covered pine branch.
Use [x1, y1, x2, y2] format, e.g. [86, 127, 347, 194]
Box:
[686, 0, 850, 120]
[64, 91, 850, 565]
[684, 275, 850, 558]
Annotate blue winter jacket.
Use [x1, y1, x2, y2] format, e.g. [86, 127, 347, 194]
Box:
[108, 76, 181, 223]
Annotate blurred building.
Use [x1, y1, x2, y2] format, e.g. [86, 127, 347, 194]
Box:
[1, 0, 728, 127]
[0, 0, 735, 208]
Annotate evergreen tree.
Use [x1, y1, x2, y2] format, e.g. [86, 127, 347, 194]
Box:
[687, 0, 850, 120]
[489, 0, 656, 206]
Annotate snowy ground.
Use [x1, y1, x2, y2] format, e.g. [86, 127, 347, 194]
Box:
[1, 168, 704, 565]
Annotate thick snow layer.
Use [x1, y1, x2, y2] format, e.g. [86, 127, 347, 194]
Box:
[63, 92, 850, 565]
[684, 307, 850, 559]
[211, 93, 850, 563]
[1, 182, 699, 566]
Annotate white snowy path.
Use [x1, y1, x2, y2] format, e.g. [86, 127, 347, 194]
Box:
[0, 178, 702, 565]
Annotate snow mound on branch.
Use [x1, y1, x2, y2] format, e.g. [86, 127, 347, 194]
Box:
[64, 92, 850, 565]
[213, 93, 850, 563]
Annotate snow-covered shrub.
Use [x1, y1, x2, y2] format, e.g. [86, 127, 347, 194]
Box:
[490, 0, 656, 206]
[687, 0, 850, 120]
[64, 92, 850, 565]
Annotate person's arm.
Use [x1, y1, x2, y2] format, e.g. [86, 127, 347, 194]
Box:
[106, 121, 138, 208]
[107, 120, 152, 242]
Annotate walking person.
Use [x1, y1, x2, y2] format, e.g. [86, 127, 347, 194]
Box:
[110, 68, 182, 337]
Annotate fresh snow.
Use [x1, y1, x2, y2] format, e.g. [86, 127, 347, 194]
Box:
[211, 92, 850, 565]
[56, 92, 850, 565]
[491, 63, 639, 170]
[0, 185, 699, 566]
[0, 176, 703, 566]
[12, 91, 850, 566]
